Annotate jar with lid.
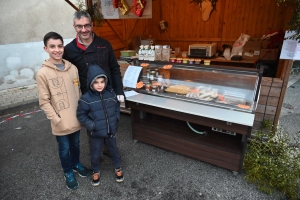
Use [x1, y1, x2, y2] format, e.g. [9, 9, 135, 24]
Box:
[146, 69, 150, 78]
[155, 68, 159, 77]
[151, 85, 157, 92]
[157, 75, 163, 83]
[145, 84, 152, 91]
[149, 70, 156, 80]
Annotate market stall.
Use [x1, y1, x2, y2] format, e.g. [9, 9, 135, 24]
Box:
[125, 63, 263, 173]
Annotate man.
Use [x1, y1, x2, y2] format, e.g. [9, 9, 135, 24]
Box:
[63, 11, 124, 156]
[63, 11, 124, 101]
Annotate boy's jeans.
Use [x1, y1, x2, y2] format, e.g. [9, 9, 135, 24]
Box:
[90, 134, 121, 172]
[56, 130, 80, 173]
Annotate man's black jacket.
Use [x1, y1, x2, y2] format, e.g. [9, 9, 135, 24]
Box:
[63, 35, 124, 95]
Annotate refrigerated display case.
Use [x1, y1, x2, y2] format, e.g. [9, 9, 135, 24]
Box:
[125, 64, 263, 173]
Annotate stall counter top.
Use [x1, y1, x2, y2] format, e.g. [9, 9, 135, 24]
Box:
[126, 93, 255, 126]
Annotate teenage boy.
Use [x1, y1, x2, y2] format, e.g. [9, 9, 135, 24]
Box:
[36, 32, 90, 190]
[77, 64, 124, 186]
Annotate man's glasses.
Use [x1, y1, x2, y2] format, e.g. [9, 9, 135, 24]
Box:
[74, 24, 92, 30]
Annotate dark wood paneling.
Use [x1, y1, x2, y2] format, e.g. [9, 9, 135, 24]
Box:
[121, 0, 292, 51]
[92, 0, 293, 54]
[130, 107, 247, 172]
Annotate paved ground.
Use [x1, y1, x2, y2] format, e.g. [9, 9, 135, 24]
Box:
[0, 76, 299, 199]
[278, 75, 300, 142]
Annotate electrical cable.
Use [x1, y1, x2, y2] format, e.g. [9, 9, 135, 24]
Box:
[165, 29, 173, 48]
[186, 121, 207, 135]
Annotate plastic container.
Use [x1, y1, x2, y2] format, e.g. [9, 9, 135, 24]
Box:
[176, 58, 183, 63]
[189, 59, 195, 64]
[195, 59, 201, 64]
[170, 57, 176, 63]
[120, 50, 136, 57]
[204, 60, 211, 65]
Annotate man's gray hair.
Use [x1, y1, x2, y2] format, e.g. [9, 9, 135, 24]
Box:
[73, 11, 92, 24]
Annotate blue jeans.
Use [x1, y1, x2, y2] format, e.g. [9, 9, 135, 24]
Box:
[56, 130, 80, 173]
[90, 134, 121, 172]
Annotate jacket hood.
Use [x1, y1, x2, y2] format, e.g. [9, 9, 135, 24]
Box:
[42, 59, 72, 71]
[87, 65, 110, 92]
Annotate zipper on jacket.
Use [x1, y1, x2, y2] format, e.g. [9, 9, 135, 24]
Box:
[99, 93, 110, 133]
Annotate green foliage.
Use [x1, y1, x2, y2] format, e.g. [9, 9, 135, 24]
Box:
[244, 120, 300, 199]
[76, 0, 104, 26]
[276, 0, 300, 41]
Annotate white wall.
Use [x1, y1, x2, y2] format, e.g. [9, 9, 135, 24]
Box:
[0, 0, 78, 90]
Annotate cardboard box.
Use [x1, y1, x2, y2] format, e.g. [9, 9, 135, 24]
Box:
[242, 41, 261, 60]
[259, 49, 278, 61]
[261, 40, 271, 49]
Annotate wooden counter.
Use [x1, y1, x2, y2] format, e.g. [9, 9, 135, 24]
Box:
[126, 94, 253, 173]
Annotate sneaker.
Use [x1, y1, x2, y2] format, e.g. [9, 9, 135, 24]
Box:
[64, 171, 79, 190]
[73, 163, 90, 177]
[92, 172, 100, 186]
[115, 168, 124, 183]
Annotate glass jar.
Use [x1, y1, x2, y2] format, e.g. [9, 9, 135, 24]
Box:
[146, 69, 150, 78]
[182, 58, 188, 64]
[152, 85, 157, 92]
[145, 84, 152, 91]
[155, 68, 159, 77]
[149, 70, 156, 80]
[176, 58, 182, 63]
[157, 75, 163, 83]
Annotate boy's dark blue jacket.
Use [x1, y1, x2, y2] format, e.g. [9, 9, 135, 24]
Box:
[77, 64, 120, 138]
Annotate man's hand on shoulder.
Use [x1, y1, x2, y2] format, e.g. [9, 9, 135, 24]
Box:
[117, 95, 124, 103]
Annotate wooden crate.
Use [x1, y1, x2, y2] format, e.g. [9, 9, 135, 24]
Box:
[252, 77, 283, 131]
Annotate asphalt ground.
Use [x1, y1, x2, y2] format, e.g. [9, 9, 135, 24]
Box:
[278, 77, 300, 143]
[0, 106, 288, 200]
[1, 77, 300, 199]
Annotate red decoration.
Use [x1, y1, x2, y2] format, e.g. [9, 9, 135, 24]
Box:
[112, 0, 130, 15]
[113, 0, 119, 9]
[131, 0, 147, 17]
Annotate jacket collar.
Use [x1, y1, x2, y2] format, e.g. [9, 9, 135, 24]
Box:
[75, 33, 94, 50]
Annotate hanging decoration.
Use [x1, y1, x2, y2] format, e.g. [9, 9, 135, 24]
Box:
[190, 0, 218, 22]
[131, 0, 147, 17]
[113, 0, 130, 15]
[76, 0, 104, 26]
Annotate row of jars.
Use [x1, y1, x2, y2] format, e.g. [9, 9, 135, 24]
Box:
[146, 68, 164, 81]
[169, 58, 211, 65]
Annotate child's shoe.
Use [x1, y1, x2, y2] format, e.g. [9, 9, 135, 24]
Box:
[73, 163, 90, 177]
[91, 172, 100, 186]
[64, 170, 79, 190]
[115, 168, 124, 183]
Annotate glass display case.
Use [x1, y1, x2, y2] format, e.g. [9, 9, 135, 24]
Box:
[135, 64, 262, 114]
[125, 63, 263, 173]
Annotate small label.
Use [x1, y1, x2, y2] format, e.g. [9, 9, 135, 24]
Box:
[254, 51, 260, 55]
[244, 52, 253, 57]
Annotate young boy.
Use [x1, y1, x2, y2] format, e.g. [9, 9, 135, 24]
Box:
[36, 32, 90, 190]
[77, 64, 123, 186]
